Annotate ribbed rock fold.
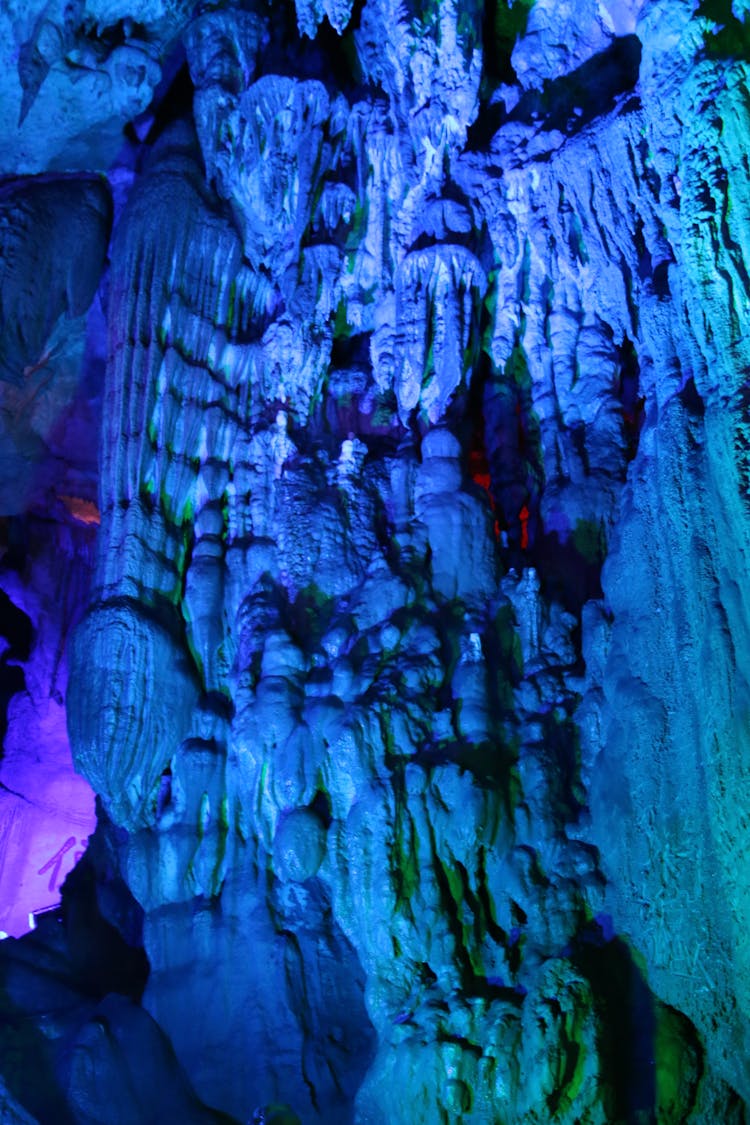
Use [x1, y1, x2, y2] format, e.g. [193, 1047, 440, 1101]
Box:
[2, 0, 750, 1122]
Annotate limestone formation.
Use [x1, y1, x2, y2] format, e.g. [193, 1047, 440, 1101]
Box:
[1, 1, 750, 1122]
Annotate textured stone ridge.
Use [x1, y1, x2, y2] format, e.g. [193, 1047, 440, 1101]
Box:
[1, 0, 750, 1122]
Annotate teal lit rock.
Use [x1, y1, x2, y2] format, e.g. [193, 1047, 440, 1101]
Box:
[0, 1, 749, 1122]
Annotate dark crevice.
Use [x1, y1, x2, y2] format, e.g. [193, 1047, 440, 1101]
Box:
[570, 926, 662, 1121]
[128, 49, 194, 147]
[483, 340, 545, 557]
[0, 589, 33, 753]
[529, 528, 605, 615]
[470, 34, 642, 152]
[481, 0, 534, 90]
[617, 336, 644, 464]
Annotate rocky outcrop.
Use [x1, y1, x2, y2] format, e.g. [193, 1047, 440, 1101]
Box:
[2, 0, 750, 1122]
[0, 0, 193, 173]
[0, 175, 110, 514]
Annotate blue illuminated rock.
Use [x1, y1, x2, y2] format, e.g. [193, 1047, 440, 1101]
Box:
[0, 1075, 39, 1124]
[1, 0, 750, 1122]
[0, 0, 193, 172]
[0, 176, 111, 514]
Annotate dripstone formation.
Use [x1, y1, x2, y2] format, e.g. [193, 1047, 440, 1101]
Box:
[2, 1, 750, 1122]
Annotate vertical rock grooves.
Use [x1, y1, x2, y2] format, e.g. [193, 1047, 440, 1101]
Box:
[0, 0, 749, 1122]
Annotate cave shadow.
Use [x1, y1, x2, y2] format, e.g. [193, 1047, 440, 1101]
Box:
[527, 525, 605, 617]
[0, 835, 150, 1121]
[0, 586, 32, 755]
[571, 920, 657, 1122]
[697, 0, 750, 58]
[482, 0, 536, 88]
[0, 918, 81, 1124]
[469, 30, 642, 150]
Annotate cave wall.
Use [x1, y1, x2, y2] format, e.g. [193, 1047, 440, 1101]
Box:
[2, 1, 750, 1122]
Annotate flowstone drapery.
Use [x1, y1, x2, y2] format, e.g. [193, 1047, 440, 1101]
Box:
[2, 1, 750, 1122]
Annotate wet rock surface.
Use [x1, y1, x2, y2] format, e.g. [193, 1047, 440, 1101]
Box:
[1, 0, 750, 1121]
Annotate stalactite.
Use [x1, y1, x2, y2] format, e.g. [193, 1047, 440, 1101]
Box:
[2, 1, 750, 1122]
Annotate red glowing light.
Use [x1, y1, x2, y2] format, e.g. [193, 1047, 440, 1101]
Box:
[519, 505, 529, 549]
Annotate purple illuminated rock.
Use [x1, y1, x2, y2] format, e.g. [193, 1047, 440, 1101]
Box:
[0, 523, 98, 939]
